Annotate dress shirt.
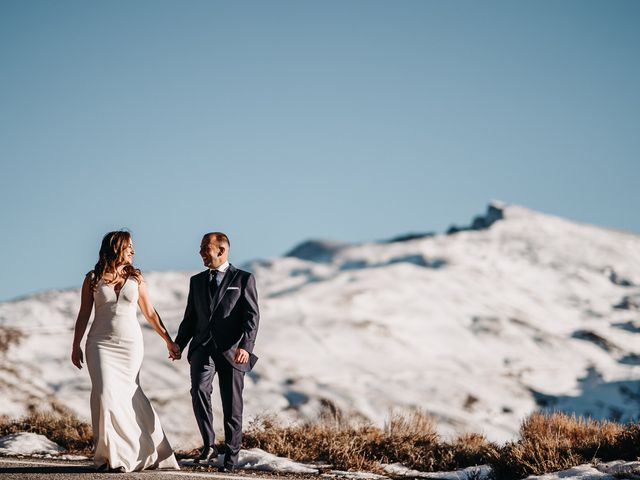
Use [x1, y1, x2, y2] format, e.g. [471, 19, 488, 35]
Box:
[209, 261, 230, 287]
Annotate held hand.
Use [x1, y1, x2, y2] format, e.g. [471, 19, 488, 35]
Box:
[71, 345, 84, 370]
[167, 341, 182, 361]
[234, 348, 249, 365]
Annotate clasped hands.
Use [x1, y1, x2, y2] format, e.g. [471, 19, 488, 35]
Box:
[166, 341, 249, 364]
[167, 341, 182, 361]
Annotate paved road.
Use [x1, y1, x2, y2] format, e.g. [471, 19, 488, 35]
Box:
[0, 457, 294, 480]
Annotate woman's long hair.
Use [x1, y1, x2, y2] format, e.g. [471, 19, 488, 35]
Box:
[90, 230, 141, 291]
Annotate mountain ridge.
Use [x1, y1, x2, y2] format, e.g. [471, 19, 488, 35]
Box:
[1, 202, 640, 447]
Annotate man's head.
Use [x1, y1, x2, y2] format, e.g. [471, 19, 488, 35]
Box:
[200, 232, 230, 269]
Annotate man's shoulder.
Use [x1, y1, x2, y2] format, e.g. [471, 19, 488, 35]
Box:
[190, 270, 208, 281]
[230, 265, 254, 279]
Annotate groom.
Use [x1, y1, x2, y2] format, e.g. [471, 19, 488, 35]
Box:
[173, 232, 260, 472]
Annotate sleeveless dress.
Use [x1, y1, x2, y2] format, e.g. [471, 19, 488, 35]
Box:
[85, 277, 180, 472]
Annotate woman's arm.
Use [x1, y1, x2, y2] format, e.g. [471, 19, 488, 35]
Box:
[137, 276, 174, 345]
[71, 273, 94, 369]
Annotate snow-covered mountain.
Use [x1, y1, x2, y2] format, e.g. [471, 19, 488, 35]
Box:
[1, 202, 639, 448]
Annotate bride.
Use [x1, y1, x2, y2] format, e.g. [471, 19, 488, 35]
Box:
[71, 230, 180, 472]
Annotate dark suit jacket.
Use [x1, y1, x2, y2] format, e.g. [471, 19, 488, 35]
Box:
[175, 265, 259, 372]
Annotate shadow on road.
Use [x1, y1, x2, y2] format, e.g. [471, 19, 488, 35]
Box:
[0, 465, 96, 474]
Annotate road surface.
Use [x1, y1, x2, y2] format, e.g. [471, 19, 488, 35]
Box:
[0, 457, 304, 480]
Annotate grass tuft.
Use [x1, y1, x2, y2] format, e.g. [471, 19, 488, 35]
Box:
[244, 409, 494, 473]
[0, 406, 93, 454]
[489, 412, 628, 480]
[0, 327, 23, 355]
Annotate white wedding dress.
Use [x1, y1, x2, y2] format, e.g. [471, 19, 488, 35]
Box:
[86, 277, 179, 472]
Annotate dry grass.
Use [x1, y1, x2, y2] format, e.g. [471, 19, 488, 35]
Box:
[4, 406, 640, 480]
[488, 412, 631, 480]
[0, 327, 23, 355]
[0, 406, 93, 454]
[243, 411, 384, 472]
[245, 410, 640, 479]
[243, 409, 493, 473]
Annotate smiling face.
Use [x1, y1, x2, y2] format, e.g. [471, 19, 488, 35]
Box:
[93, 230, 141, 289]
[200, 234, 228, 269]
[123, 240, 135, 265]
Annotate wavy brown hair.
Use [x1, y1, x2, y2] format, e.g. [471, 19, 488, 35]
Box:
[89, 231, 141, 291]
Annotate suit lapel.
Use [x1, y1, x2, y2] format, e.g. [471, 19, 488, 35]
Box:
[211, 264, 238, 314]
[199, 271, 211, 314]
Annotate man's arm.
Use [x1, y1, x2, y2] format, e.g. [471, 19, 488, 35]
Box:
[175, 277, 197, 352]
[238, 273, 260, 353]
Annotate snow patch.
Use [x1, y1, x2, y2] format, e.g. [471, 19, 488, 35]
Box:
[179, 447, 318, 474]
[522, 460, 640, 479]
[384, 463, 492, 479]
[238, 448, 319, 473]
[0, 433, 65, 455]
[323, 471, 388, 480]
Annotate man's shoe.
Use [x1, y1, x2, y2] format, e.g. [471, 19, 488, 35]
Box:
[194, 445, 218, 464]
[218, 464, 237, 473]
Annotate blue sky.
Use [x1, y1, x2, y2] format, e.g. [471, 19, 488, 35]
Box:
[0, 0, 638, 301]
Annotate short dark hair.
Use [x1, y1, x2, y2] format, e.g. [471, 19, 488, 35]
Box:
[203, 232, 230, 248]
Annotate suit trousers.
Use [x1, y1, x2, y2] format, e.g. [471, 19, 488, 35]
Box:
[189, 344, 245, 466]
